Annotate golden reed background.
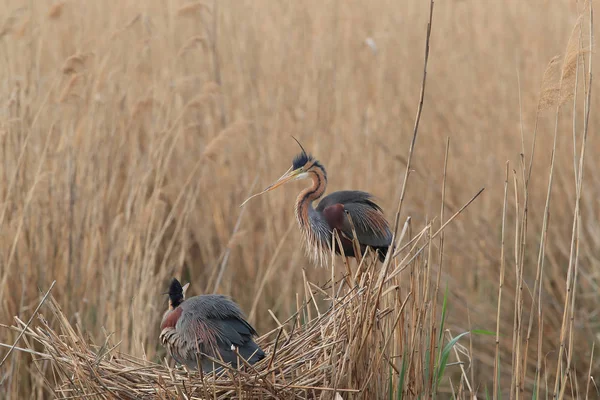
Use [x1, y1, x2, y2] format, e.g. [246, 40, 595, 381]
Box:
[0, 0, 598, 398]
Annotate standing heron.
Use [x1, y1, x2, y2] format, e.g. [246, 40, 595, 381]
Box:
[160, 278, 265, 373]
[241, 139, 392, 267]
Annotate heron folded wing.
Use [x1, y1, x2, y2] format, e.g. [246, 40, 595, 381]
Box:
[213, 318, 257, 347]
[180, 295, 260, 356]
[341, 202, 392, 248]
[319, 195, 391, 249]
[316, 190, 384, 212]
[187, 295, 246, 321]
[190, 316, 264, 368]
[176, 313, 219, 358]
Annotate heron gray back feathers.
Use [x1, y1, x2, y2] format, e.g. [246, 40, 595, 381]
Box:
[160, 293, 265, 373]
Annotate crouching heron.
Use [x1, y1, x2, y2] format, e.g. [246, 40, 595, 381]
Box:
[160, 278, 265, 373]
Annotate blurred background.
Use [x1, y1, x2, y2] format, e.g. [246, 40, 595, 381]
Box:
[0, 0, 598, 397]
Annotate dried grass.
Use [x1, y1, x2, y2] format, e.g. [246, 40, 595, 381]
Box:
[0, 0, 599, 399]
[1, 244, 469, 399]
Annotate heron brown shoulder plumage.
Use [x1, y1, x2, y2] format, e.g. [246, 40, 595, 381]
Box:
[159, 278, 265, 373]
[241, 139, 392, 267]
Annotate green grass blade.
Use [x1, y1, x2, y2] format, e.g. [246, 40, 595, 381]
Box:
[424, 345, 430, 388]
[532, 370, 538, 400]
[433, 285, 450, 398]
[438, 284, 449, 349]
[497, 349, 502, 400]
[436, 331, 471, 385]
[471, 329, 495, 336]
[389, 367, 393, 400]
[397, 351, 408, 400]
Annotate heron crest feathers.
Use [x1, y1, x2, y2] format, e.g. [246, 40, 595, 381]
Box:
[292, 151, 314, 170]
[168, 278, 186, 308]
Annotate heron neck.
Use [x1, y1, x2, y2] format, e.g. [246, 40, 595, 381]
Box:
[295, 168, 327, 227]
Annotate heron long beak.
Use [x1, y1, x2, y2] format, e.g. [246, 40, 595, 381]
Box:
[182, 282, 190, 298]
[240, 167, 303, 207]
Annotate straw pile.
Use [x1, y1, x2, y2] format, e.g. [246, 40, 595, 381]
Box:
[3, 254, 420, 400]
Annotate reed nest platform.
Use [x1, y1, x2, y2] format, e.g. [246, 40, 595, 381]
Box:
[3, 261, 421, 400]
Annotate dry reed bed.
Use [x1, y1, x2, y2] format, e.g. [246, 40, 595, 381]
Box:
[8, 289, 369, 399]
[1, 0, 599, 398]
[2, 244, 463, 399]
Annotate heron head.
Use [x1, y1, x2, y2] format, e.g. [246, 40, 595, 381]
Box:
[240, 137, 326, 207]
[167, 278, 190, 309]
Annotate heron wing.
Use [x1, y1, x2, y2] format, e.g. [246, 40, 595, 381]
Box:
[178, 295, 264, 368]
[317, 190, 383, 212]
[317, 190, 392, 248]
[175, 309, 219, 363]
[212, 318, 265, 365]
[212, 318, 257, 347]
